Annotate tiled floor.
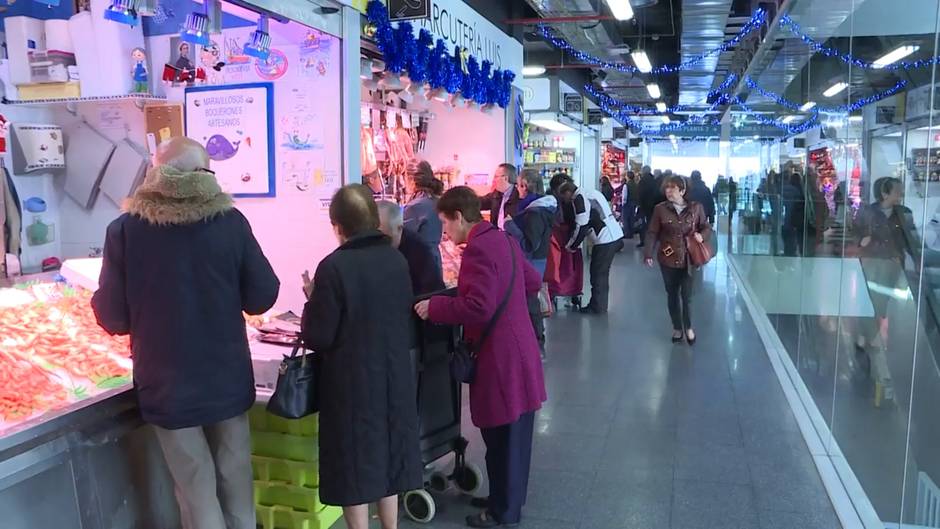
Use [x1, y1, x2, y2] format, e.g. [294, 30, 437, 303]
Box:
[346, 242, 841, 529]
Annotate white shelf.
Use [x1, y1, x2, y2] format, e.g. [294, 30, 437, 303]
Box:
[3, 94, 167, 106]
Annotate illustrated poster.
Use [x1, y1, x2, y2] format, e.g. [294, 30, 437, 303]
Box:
[184, 83, 275, 197]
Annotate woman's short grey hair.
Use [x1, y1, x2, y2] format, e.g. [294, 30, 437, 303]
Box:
[520, 168, 544, 195]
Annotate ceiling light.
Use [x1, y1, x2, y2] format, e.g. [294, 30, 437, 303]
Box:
[244, 14, 272, 60]
[646, 83, 661, 99]
[529, 119, 575, 132]
[753, 135, 760, 140]
[655, 102, 667, 112]
[104, 0, 139, 26]
[800, 101, 817, 112]
[823, 82, 849, 98]
[661, 115, 670, 124]
[631, 51, 652, 73]
[782, 115, 796, 124]
[522, 65, 546, 76]
[849, 115, 863, 122]
[605, 0, 634, 21]
[873, 45, 919, 69]
[180, 7, 210, 46]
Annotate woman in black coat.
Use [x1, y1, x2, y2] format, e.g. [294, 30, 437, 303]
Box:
[301, 185, 421, 529]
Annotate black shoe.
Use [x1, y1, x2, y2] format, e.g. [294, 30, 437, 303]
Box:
[672, 332, 683, 343]
[579, 306, 597, 315]
[466, 511, 518, 528]
[686, 330, 697, 345]
[637, 242, 645, 248]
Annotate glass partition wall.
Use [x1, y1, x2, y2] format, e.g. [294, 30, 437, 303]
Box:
[725, 1, 940, 526]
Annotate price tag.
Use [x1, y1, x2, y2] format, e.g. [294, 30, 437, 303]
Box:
[386, 110, 397, 128]
[402, 112, 413, 129]
[371, 109, 382, 130]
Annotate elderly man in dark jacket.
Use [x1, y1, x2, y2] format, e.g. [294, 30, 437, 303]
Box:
[302, 185, 421, 529]
[377, 199, 445, 295]
[688, 170, 716, 224]
[92, 137, 279, 529]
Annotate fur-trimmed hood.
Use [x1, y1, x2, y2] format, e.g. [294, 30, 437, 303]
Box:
[125, 165, 233, 225]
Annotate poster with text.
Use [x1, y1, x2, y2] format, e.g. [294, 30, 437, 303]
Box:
[184, 83, 275, 197]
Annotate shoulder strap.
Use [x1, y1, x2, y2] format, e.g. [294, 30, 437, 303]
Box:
[472, 233, 517, 352]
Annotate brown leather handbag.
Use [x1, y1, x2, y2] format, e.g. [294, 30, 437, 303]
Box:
[686, 233, 713, 267]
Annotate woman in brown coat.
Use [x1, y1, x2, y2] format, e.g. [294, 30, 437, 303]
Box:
[644, 175, 713, 344]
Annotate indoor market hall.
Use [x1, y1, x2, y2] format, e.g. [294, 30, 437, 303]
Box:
[1, 1, 938, 529]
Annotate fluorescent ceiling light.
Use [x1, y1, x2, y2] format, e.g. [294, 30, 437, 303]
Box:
[669, 134, 677, 140]
[631, 50, 652, 73]
[800, 101, 817, 112]
[522, 65, 546, 76]
[873, 45, 919, 69]
[661, 115, 670, 124]
[529, 119, 575, 132]
[782, 115, 797, 124]
[848, 115, 863, 122]
[647, 83, 661, 99]
[823, 82, 849, 98]
[605, 0, 634, 21]
[655, 102, 667, 112]
[753, 135, 760, 139]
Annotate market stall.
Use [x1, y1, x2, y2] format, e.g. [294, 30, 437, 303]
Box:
[0, 0, 357, 527]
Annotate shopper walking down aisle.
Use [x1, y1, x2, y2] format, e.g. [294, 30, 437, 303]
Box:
[506, 168, 557, 359]
[403, 159, 445, 272]
[92, 137, 280, 529]
[302, 185, 421, 529]
[636, 166, 657, 247]
[621, 170, 639, 240]
[854, 177, 917, 404]
[377, 200, 445, 296]
[644, 175, 713, 345]
[688, 170, 716, 225]
[557, 180, 625, 315]
[414, 187, 546, 529]
[482, 163, 521, 229]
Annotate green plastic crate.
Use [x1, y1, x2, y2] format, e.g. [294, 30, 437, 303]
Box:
[255, 480, 324, 514]
[249, 405, 319, 437]
[256, 504, 342, 529]
[252, 456, 320, 489]
[251, 431, 318, 462]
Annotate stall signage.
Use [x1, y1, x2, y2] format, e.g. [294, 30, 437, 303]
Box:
[411, 0, 523, 77]
[587, 109, 605, 126]
[906, 83, 940, 119]
[387, 0, 430, 21]
[519, 77, 550, 111]
[613, 127, 627, 139]
[563, 94, 583, 114]
[649, 123, 786, 138]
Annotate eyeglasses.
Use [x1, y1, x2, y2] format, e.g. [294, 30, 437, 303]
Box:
[200, 167, 216, 175]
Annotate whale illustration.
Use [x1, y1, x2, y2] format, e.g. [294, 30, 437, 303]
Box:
[205, 134, 242, 161]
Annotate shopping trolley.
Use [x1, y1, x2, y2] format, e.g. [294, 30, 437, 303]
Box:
[402, 288, 483, 523]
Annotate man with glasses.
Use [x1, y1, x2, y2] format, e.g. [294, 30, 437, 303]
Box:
[482, 163, 521, 230]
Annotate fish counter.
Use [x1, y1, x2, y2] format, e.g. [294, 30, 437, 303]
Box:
[0, 272, 294, 529]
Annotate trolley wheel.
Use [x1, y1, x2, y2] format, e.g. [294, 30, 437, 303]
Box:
[428, 471, 450, 493]
[403, 489, 436, 524]
[454, 462, 484, 496]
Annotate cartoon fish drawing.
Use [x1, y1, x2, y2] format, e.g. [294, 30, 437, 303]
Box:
[205, 134, 241, 161]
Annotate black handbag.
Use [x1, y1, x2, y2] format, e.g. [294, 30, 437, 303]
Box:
[451, 234, 517, 384]
[266, 343, 319, 419]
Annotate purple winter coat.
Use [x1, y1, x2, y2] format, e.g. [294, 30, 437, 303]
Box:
[428, 222, 547, 429]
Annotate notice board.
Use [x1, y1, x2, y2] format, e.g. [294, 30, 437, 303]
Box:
[184, 82, 276, 197]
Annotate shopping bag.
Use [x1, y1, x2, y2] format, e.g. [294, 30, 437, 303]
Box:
[266, 343, 319, 419]
[538, 283, 554, 318]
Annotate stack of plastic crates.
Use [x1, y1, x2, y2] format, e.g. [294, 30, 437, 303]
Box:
[248, 405, 342, 529]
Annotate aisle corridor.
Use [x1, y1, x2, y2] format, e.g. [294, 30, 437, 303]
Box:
[392, 246, 841, 529]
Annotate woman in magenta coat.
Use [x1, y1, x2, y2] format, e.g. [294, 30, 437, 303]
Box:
[414, 186, 547, 528]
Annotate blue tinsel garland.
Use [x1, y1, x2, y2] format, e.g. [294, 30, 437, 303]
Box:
[365, 0, 514, 108]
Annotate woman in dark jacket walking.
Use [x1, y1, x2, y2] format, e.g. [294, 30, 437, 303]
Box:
[853, 177, 916, 404]
[301, 185, 421, 529]
[644, 175, 713, 345]
[414, 187, 546, 528]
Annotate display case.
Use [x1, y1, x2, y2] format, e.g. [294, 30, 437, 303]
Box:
[0, 274, 132, 438]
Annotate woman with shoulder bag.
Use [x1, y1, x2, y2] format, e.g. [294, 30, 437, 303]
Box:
[414, 187, 546, 528]
[644, 175, 713, 345]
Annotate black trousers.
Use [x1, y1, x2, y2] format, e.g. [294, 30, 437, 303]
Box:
[660, 265, 693, 331]
[588, 240, 623, 313]
[481, 411, 536, 525]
